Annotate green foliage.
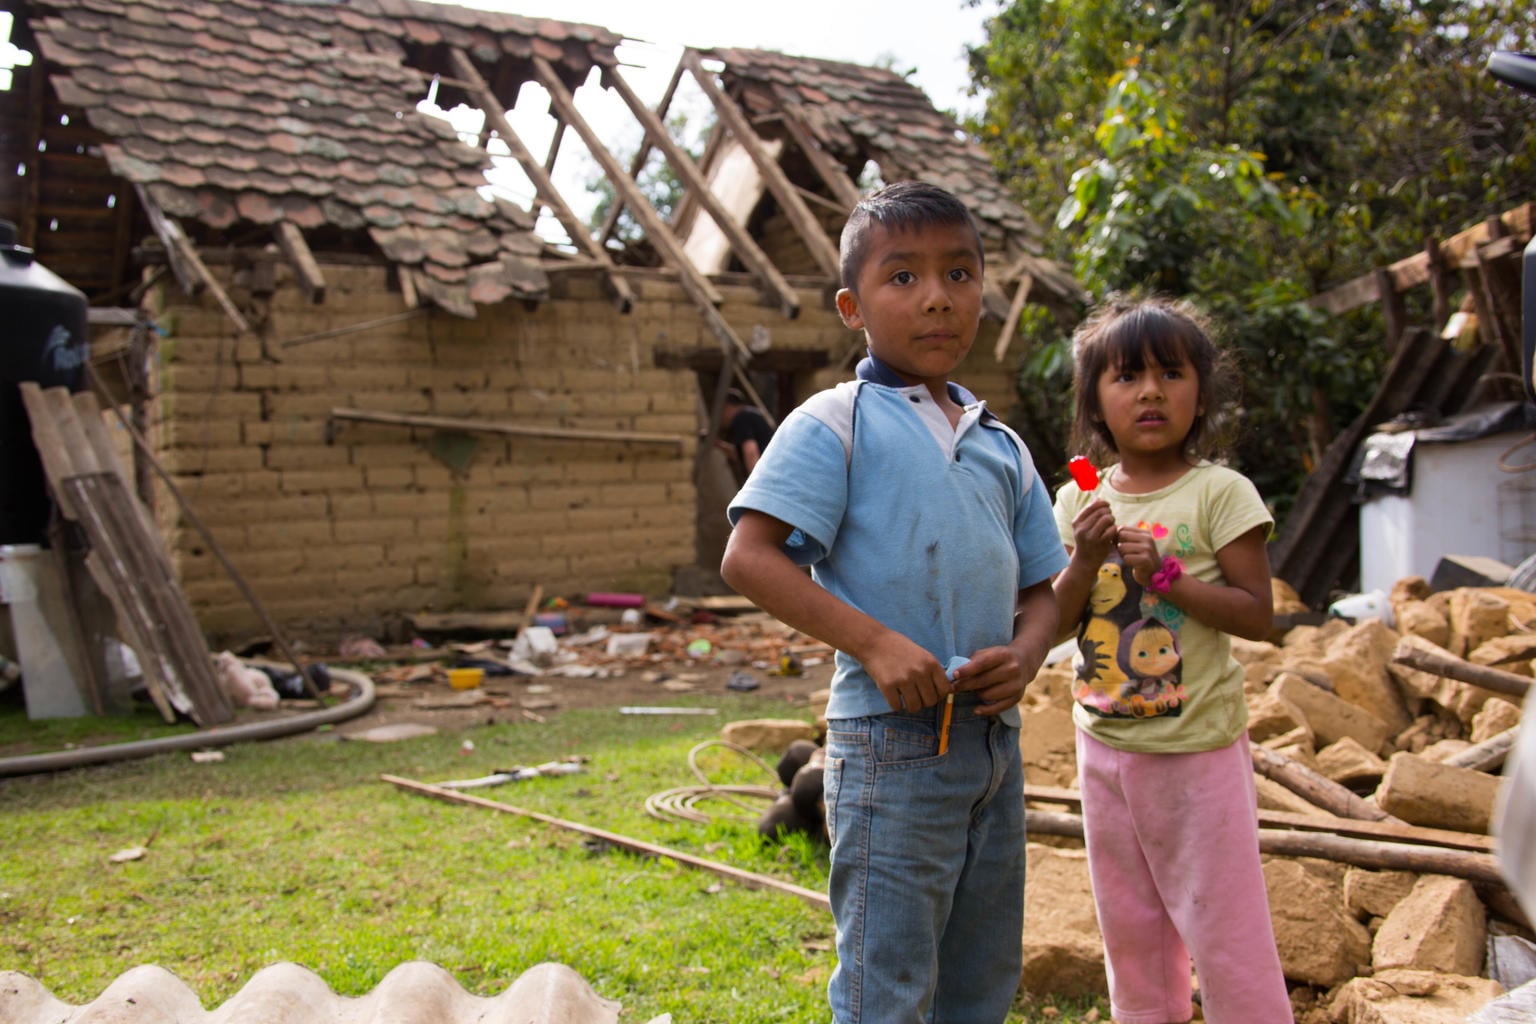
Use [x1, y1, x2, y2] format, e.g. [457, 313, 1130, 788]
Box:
[972, 0, 1536, 524]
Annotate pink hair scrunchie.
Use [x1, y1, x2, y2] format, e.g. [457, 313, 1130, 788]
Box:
[1146, 556, 1184, 595]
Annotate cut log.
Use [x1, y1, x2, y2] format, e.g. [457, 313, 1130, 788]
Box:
[1251, 744, 1407, 824]
[1393, 634, 1532, 698]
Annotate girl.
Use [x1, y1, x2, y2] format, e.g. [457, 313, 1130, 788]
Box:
[1051, 294, 1292, 1024]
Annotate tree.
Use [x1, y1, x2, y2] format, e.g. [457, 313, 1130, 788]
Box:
[970, 0, 1536, 525]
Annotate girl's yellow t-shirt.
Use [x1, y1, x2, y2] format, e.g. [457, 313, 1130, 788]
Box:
[1052, 461, 1272, 754]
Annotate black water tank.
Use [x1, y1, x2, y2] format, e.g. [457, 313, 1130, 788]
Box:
[0, 220, 89, 544]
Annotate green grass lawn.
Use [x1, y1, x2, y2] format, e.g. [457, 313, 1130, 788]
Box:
[0, 693, 1108, 1023]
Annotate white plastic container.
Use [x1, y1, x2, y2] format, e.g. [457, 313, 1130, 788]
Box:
[1358, 431, 1536, 594]
[0, 543, 89, 717]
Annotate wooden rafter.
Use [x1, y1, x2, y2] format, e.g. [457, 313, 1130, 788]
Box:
[445, 48, 635, 314]
[777, 109, 863, 211]
[529, 54, 752, 370]
[134, 184, 250, 335]
[599, 60, 686, 247]
[681, 48, 842, 279]
[992, 271, 1034, 362]
[604, 63, 801, 320]
[274, 221, 326, 303]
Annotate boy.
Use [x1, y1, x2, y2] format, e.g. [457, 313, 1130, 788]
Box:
[721, 181, 1066, 1023]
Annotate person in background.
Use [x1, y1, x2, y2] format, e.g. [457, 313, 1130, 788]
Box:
[722, 180, 1066, 1023]
[1051, 293, 1290, 1023]
[718, 386, 774, 479]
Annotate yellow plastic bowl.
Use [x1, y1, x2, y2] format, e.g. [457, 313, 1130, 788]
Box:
[448, 667, 484, 690]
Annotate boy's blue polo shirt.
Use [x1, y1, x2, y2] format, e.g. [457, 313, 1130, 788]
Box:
[727, 380, 1067, 725]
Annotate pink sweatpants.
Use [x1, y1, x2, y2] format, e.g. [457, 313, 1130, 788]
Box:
[1075, 730, 1292, 1024]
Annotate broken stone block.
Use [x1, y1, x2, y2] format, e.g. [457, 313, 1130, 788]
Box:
[1020, 843, 1105, 998]
[1343, 867, 1419, 921]
[1320, 620, 1414, 735]
[1233, 635, 1286, 692]
[1468, 633, 1536, 677]
[1387, 635, 1501, 724]
[1272, 671, 1391, 753]
[1274, 577, 1310, 614]
[1430, 554, 1513, 592]
[1375, 751, 1500, 833]
[1283, 619, 1349, 662]
[1391, 576, 1431, 604]
[1316, 736, 1388, 789]
[1446, 588, 1512, 658]
[1371, 875, 1486, 976]
[1248, 686, 1313, 746]
[1471, 696, 1522, 744]
[1265, 858, 1372, 986]
[1326, 968, 1504, 1024]
[720, 718, 817, 753]
[1392, 599, 1453, 648]
[1418, 738, 1473, 763]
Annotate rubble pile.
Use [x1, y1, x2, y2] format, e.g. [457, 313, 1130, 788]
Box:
[1017, 577, 1536, 1023]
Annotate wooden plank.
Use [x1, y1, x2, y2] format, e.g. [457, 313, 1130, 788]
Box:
[384, 774, 832, 911]
[993, 272, 1034, 362]
[329, 406, 687, 448]
[134, 184, 251, 334]
[605, 64, 801, 321]
[682, 49, 842, 279]
[530, 56, 756, 368]
[274, 221, 327, 303]
[1024, 784, 1495, 853]
[776, 107, 862, 211]
[598, 59, 685, 246]
[446, 48, 635, 314]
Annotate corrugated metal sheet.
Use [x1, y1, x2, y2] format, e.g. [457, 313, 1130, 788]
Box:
[0, 960, 671, 1024]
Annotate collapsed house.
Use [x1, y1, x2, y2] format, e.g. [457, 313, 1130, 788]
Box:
[0, 0, 1086, 660]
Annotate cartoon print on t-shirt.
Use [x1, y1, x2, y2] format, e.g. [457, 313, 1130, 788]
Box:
[1073, 548, 1186, 719]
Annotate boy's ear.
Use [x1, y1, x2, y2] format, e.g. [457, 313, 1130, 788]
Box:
[834, 287, 864, 330]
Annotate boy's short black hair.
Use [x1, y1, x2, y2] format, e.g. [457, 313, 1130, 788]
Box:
[838, 181, 984, 293]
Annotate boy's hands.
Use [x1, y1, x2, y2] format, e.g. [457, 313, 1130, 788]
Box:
[950, 644, 1033, 715]
[863, 631, 951, 713]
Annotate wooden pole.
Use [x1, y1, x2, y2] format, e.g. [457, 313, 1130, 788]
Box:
[1393, 634, 1533, 698]
[383, 774, 831, 911]
[1250, 745, 1408, 825]
[1025, 809, 1503, 883]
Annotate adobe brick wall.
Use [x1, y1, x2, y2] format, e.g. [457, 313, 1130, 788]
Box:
[144, 260, 1030, 646]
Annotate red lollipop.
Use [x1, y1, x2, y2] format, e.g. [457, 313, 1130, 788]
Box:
[1067, 455, 1099, 491]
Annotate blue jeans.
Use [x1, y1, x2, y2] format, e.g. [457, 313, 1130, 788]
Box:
[823, 696, 1026, 1024]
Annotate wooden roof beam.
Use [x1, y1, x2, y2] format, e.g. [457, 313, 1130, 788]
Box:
[777, 108, 863, 211]
[603, 63, 801, 320]
[681, 49, 842, 280]
[530, 54, 752, 368]
[274, 221, 326, 304]
[598, 59, 686, 247]
[446, 48, 635, 314]
[134, 184, 250, 335]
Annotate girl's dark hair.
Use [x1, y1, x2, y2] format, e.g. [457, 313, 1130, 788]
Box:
[1068, 292, 1238, 465]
